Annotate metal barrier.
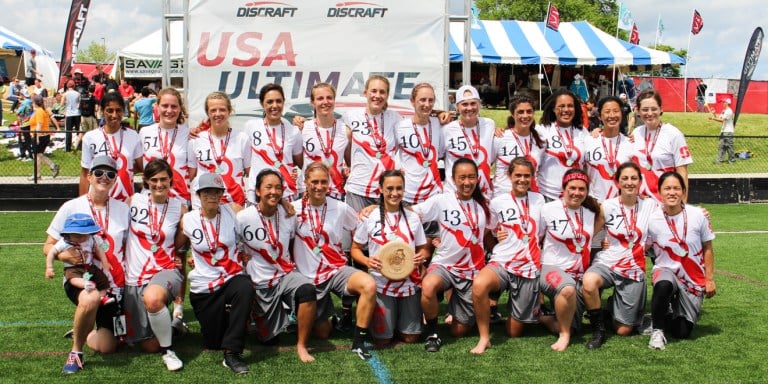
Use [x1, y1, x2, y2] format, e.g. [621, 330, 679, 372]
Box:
[0, 129, 87, 185]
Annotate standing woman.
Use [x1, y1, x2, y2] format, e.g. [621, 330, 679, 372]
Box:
[536, 89, 588, 202]
[188, 91, 251, 208]
[245, 84, 303, 204]
[140, 88, 194, 202]
[350, 170, 428, 346]
[581, 162, 656, 349]
[646, 171, 715, 350]
[28, 94, 61, 180]
[123, 159, 187, 370]
[632, 89, 693, 202]
[539, 169, 602, 351]
[493, 94, 545, 196]
[471, 157, 545, 354]
[182, 173, 254, 374]
[80, 92, 143, 201]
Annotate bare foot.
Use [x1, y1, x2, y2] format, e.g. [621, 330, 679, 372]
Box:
[297, 346, 315, 363]
[470, 339, 491, 354]
[550, 334, 570, 352]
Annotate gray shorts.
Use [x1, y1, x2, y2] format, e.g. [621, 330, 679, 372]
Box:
[539, 265, 583, 328]
[371, 292, 422, 340]
[652, 268, 703, 325]
[124, 269, 183, 344]
[585, 263, 646, 326]
[251, 271, 313, 341]
[487, 263, 540, 323]
[427, 264, 475, 326]
[344, 192, 378, 213]
[315, 266, 358, 325]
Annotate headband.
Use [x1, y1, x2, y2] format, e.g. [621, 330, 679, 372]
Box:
[562, 172, 589, 188]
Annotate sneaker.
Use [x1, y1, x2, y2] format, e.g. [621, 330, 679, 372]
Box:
[424, 334, 442, 352]
[648, 329, 667, 350]
[489, 311, 504, 324]
[332, 312, 354, 333]
[171, 317, 189, 336]
[223, 352, 249, 374]
[62, 351, 84, 374]
[162, 350, 183, 371]
[100, 295, 116, 306]
[52, 164, 60, 178]
[638, 314, 653, 336]
[351, 342, 372, 360]
[63, 328, 74, 339]
[28, 175, 40, 181]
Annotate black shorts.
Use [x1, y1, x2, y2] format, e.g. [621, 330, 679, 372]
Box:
[64, 281, 119, 332]
[33, 134, 51, 154]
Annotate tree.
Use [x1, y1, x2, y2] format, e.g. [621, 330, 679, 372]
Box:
[75, 41, 116, 64]
[475, 0, 619, 34]
[651, 44, 687, 77]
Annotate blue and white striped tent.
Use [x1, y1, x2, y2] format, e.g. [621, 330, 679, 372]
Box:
[0, 26, 54, 57]
[449, 20, 685, 66]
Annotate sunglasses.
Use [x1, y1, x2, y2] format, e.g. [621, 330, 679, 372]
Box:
[92, 169, 117, 180]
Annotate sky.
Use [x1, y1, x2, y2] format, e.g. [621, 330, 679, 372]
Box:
[4, 1, 768, 80]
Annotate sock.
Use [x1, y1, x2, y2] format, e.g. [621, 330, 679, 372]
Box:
[587, 308, 603, 325]
[353, 326, 368, 345]
[148, 306, 173, 349]
[425, 317, 438, 336]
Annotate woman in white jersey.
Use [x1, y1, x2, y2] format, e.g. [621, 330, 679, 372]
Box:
[245, 84, 303, 204]
[539, 168, 602, 351]
[123, 159, 186, 370]
[646, 171, 715, 351]
[535, 89, 589, 202]
[581, 162, 656, 349]
[351, 170, 428, 346]
[237, 169, 317, 363]
[471, 157, 545, 354]
[182, 173, 254, 374]
[493, 94, 545, 196]
[140, 88, 193, 202]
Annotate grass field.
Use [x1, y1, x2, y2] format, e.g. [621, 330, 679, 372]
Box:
[1, 205, 767, 383]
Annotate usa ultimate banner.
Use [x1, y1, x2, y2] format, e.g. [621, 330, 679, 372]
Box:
[59, 0, 91, 79]
[734, 27, 764, 126]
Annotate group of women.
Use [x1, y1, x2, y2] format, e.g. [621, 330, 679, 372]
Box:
[44, 76, 715, 376]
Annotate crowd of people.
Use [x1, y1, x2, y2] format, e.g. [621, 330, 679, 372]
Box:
[41, 76, 716, 375]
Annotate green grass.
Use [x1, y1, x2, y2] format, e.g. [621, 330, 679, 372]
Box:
[1, 206, 767, 383]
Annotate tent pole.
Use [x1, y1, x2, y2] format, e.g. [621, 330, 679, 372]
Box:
[463, 0, 471, 89]
[684, 30, 692, 112]
[612, 24, 620, 96]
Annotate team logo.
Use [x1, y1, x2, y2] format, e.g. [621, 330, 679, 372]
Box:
[327, 2, 388, 18]
[236, 1, 298, 18]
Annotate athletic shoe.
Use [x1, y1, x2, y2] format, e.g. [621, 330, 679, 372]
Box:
[100, 295, 116, 306]
[171, 317, 189, 336]
[223, 352, 249, 374]
[62, 351, 83, 374]
[351, 342, 372, 360]
[638, 314, 653, 336]
[162, 350, 183, 371]
[424, 334, 442, 352]
[489, 311, 504, 324]
[28, 175, 40, 181]
[63, 328, 74, 339]
[332, 312, 354, 333]
[648, 329, 667, 350]
[52, 164, 60, 178]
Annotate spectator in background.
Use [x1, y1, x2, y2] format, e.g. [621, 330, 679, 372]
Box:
[570, 74, 589, 103]
[709, 98, 736, 164]
[104, 76, 119, 94]
[696, 80, 708, 112]
[17, 89, 34, 160]
[618, 93, 632, 135]
[134, 87, 157, 129]
[91, 63, 109, 84]
[32, 78, 48, 98]
[72, 68, 91, 95]
[8, 78, 23, 112]
[92, 78, 104, 104]
[75, 85, 98, 151]
[25, 49, 40, 86]
[28, 95, 61, 181]
[64, 80, 82, 152]
[0, 77, 9, 118]
[586, 98, 600, 131]
[118, 79, 135, 115]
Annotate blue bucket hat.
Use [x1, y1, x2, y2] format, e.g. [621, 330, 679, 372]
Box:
[61, 213, 101, 235]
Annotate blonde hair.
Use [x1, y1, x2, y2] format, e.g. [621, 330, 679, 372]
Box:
[310, 83, 336, 102]
[365, 75, 390, 94]
[204, 91, 234, 115]
[303, 161, 330, 181]
[410, 82, 435, 101]
[157, 87, 188, 124]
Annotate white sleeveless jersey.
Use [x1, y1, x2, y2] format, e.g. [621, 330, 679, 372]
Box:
[244, 118, 303, 202]
[237, 205, 297, 289]
[535, 124, 589, 200]
[595, 197, 657, 281]
[291, 198, 357, 285]
[301, 119, 349, 199]
[81, 128, 143, 202]
[583, 134, 636, 203]
[344, 109, 400, 198]
[183, 205, 243, 294]
[125, 193, 184, 286]
[46, 195, 130, 290]
[492, 130, 545, 197]
[488, 191, 545, 278]
[443, 117, 495, 200]
[140, 124, 193, 202]
[631, 123, 693, 202]
[412, 193, 488, 280]
[540, 200, 596, 280]
[395, 117, 445, 204]
[353, 208, 426, 297]
[188, 129, 251, 207]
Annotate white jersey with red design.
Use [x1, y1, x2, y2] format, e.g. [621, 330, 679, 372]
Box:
[183, 205, 243, 294]
[540, 200, 596, 280]
[595, 197, 657, 281]
[188, 129, 251, 207]
[46, 195, 130, 291]
[237, 205, 297, 289]
[443, 118, 495, 200]
[81, 127, 143, 202]
[301, 119, 349, 199]
[140, 124, 193, 202]
[291, 197, 357, 285]
[125, 193, 184, 286]
[412, 193, 488, 280]
[353, 208, 426, 297]
[344, 109, 400, 198]
[488, 191, 545, 278]
[631, 123, 693, 201]
[244, 118, 303, 202]
[395, 117, 445, 204]
[648, 205, 715, 294]
[535, 124, 589, 200]
[492, 130, 545, 197]
[583, 134, 636, 203]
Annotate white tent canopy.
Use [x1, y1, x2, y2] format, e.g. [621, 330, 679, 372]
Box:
[114, 20, 182, 79]
[0, 26, 59, 90]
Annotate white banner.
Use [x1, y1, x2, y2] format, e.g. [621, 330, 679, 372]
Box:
[187, 0, 447, 127]
[123, 58, 184, 78]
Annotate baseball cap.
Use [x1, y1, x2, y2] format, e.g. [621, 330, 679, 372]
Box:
[90, 155, 118, 171]
[619, 93, 627, 99]
[196, 173, 226, 192]
[74, 68, 83, 74]
[723, 98, 732, 104]
[455, 85, 480, 104]
[61, 213, 101, 235]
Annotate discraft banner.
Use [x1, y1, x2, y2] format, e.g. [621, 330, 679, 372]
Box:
[187, 0, 447, 126]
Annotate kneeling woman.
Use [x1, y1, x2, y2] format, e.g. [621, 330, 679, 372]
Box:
[646, 171, 715, 350]
[351, 170, 428, 346]
[182, 173, 254, 374]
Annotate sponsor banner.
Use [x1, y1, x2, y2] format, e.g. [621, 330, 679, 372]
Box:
[187, 0, 447, 127]
[59, 0, 91, 78]
[123, 58, 184, 78]
[734, 27, 764, 126]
